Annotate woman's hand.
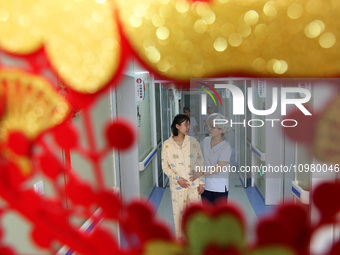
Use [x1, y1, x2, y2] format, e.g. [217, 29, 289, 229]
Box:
[189, 171, 201, 181]
[197, 184, 204, 195]
[178, 177, 190, 188]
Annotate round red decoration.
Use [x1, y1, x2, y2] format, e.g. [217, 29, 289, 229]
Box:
[66, 176, 95, 207]
[283, 109, 317, 145]
[31, 226, 53, 248]
[38, 152, 63, 180]
[6, 131, 31, 156]
[90, 228, 118, 254]
[96, 191, 121, 220]
[256, 218, 288, 245]
[7, 161, 29, 188]
[123, 201, 172, 243]
[0, 246, 16, 255]
[313, 182, 340, 221]
[53, 124, 78, 150]
[105, 118, 136, 150]
[276, 205, 309, 248]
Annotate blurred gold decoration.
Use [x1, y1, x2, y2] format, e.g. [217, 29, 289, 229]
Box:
[116, 0, 340, 80]
[0, 70, 71, 141]
[314, 95, 340, 163]
[0, 0, 121, 94]
[1, 0, 340, 89]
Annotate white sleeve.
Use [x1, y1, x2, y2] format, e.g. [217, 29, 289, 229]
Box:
[219, 142, 232, 163]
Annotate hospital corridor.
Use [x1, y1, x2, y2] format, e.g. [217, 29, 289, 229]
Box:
[1, 60, 340, 254]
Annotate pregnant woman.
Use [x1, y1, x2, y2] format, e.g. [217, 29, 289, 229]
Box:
[162, 114, 205, 239]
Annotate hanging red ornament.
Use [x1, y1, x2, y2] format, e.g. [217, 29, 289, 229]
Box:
[105, 118, 136, 150]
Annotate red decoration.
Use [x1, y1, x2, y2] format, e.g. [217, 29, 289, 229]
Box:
[256, 205, 310, 254]
[52, 123, 79, 150]
[6, 131, 31, 156]
[31, 226, 53, 248]
[6, 161, 30, 188]
[313, 182, 340, 223]
[105, 118, 137, 150]
[38, 152, 63, 179]
[0, 94, 5, 121]
[0, 78, 339, 254]
[66, 177, 96, 207]
[0, 247, 16, 255]
[0, 2, 339, 253]
[96, 190, 121, 220]
[204, 245, 241, 255]
[284, 109, 317, 145]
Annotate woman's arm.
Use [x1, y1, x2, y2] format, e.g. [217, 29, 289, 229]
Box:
[204, 160, 228, 175]
[161, 143, 190, 188]
[196, 140, 205, 185]
[189, 139, 205, 182]
[190, 160, 228, 180]
[161, 143, 179, 180]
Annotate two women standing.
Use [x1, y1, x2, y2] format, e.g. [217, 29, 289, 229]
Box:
[162, 112, 231, 239]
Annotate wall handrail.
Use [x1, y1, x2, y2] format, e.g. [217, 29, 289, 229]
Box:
[251, 144, 266, 161]
[292, 180, 310, 204]
[139, 146, 158, 171]
[247, 140, 251, 149]
[57, 208, 104, 254]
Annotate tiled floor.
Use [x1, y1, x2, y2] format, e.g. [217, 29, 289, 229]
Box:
[228, 172, 258, 242]
[155, 186, 175, 234]
[149, 171, 278, 242]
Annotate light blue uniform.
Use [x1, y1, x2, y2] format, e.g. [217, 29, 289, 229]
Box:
[202, 136, 232, 192]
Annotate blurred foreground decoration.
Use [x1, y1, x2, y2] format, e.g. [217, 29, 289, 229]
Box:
[313, 95, 340, 164]
[284, 94, 340, 164]
[1, 0, 340, 99]
[0, 89, 340, 255]
[0, 69, 140, 254]
[0, 70, 339, 254]
[117, 0, 340, 80]
[0, 69, 71, 141]
[0, 0, 340, 254]
[0, 0, 121, 95]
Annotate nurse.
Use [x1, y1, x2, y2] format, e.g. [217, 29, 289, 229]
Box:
[161, 114, 205, 239]
[190, 113, 231, 204]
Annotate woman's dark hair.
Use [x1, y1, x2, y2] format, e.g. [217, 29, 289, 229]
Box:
[171, 114, 190, 136]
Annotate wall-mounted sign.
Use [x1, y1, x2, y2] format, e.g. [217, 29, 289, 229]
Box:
[135, 77, 145, 101]
[257, 79, 266, 98]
